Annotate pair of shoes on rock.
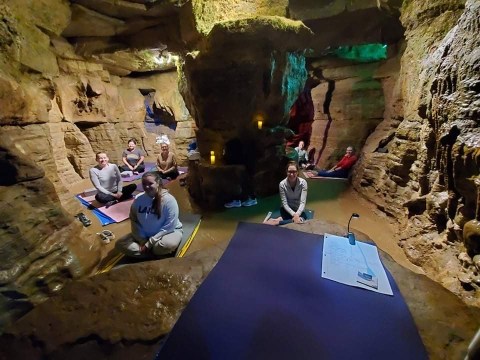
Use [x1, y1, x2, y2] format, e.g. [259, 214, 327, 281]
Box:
[75, 212, 92, 227]
[97, 230, 115, 244]
[105, 199, 118, 208]
[224, 198, 258, 208]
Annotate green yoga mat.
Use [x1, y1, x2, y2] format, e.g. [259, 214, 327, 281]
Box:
[265, 209, 314, 224]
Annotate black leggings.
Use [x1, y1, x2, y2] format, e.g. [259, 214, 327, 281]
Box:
[279, 207, 307, 225]
[95, 183, 137, 204]
[119, 163, 145, 173]
[158, 168, 179, 180]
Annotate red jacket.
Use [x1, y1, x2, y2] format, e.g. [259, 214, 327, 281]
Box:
[336, 155, 357, 170]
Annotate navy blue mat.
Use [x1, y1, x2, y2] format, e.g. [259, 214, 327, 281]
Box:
[156, 223, 427, 360]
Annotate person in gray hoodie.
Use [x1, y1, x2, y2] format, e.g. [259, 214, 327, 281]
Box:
[116, 172, 183, 257]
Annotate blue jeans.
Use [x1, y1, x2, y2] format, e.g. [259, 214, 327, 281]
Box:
[317, 169, 349, 178]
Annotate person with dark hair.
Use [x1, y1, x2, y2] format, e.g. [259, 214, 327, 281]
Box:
[120, 138, 145, 173]
[89, 152, 137, 207]
[264, 162, 308, 225]
[317, 146, 357, 178]
[116, 171, 183, 258]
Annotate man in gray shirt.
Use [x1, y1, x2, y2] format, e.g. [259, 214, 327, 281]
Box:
[89, 152, 137, 206]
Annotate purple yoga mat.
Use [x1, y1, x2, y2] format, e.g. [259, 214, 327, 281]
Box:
[76, 192, 136, 223]
[157, 223, 427, 360]
[121, 162, 156, 182]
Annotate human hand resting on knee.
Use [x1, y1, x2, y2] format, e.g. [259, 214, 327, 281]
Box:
[293, 214, 304, 224]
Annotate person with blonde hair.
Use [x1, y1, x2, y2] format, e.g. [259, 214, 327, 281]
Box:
[116, 171, 183, 257]
[156, 142, 179, 180]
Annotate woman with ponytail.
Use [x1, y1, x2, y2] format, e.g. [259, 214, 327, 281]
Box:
[116, 172, 183, 257]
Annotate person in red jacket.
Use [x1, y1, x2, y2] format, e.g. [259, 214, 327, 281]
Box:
[317, 146, 357, 178]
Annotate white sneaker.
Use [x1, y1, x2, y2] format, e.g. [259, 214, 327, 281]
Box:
[241, 198, 258, 207]
[224, 200, 241, 208]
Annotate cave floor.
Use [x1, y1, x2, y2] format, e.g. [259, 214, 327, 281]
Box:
[68, 169, 422, 275]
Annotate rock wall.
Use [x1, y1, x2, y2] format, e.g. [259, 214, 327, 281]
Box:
[308, 49, 400, 169]
[354, 0, 480, 304]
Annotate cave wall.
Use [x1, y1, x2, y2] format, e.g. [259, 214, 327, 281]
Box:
[353, 0, 480, 301]
[308, 49, 400, 169]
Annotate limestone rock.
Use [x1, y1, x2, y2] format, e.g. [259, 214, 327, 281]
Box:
[180, 0, 288, 45]
[473, 255, 480, 271]
[464, 220, 480, 256]
[0, 245, 223, 358]
[62, 4, 124, 37]
[289, 0, 403, 20]
[351, 0, 480, 303]
[0, 135, 101, 331]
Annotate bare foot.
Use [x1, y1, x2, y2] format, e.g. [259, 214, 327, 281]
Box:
[263, 217, 282, 226]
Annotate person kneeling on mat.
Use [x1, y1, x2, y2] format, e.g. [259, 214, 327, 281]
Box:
[116, 172, 183, 258]
[265, 161, 308, 226]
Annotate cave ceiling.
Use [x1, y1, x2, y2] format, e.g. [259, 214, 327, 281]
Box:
[60, 0, 406, 74]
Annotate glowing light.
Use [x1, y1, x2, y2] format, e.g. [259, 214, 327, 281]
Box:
[254, 113, 265, 130]
[210, 151, 215, 165]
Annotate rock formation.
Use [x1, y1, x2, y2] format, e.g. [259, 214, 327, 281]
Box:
[354, 0, 480, 305]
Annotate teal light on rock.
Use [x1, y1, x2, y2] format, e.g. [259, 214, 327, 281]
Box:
[281, 52, 307, 115]
[331, 44, 387, 62]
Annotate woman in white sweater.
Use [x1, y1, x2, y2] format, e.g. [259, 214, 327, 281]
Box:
[116, 171, 183, 257]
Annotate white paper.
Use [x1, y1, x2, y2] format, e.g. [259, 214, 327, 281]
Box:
[321, 233, 393, 296]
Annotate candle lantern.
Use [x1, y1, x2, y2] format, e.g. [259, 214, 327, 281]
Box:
[210, 150, 215, 165]
[257, 120, 263, 129]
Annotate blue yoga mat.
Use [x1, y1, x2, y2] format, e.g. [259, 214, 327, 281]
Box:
[75, 195, 116, 226]
[156, 223, 427, 360]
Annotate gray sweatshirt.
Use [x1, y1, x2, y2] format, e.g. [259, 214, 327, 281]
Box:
[279, 177, 308, 216]
[89, 163, 123, 195]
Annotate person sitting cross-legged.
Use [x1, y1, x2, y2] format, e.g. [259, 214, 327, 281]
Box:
[317, 146, 357, 178]
[116, 172, 183, 258]
[89, 152, 137, 207]
[295, 140, 309, 168]
[119, 138, 145, 174]
[264, 162, 308, 226]
[156, 142, 179, 180]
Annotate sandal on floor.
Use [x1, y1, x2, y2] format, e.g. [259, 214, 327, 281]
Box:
[97, 230, 115, 244]
[75, 212, 92, 227]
